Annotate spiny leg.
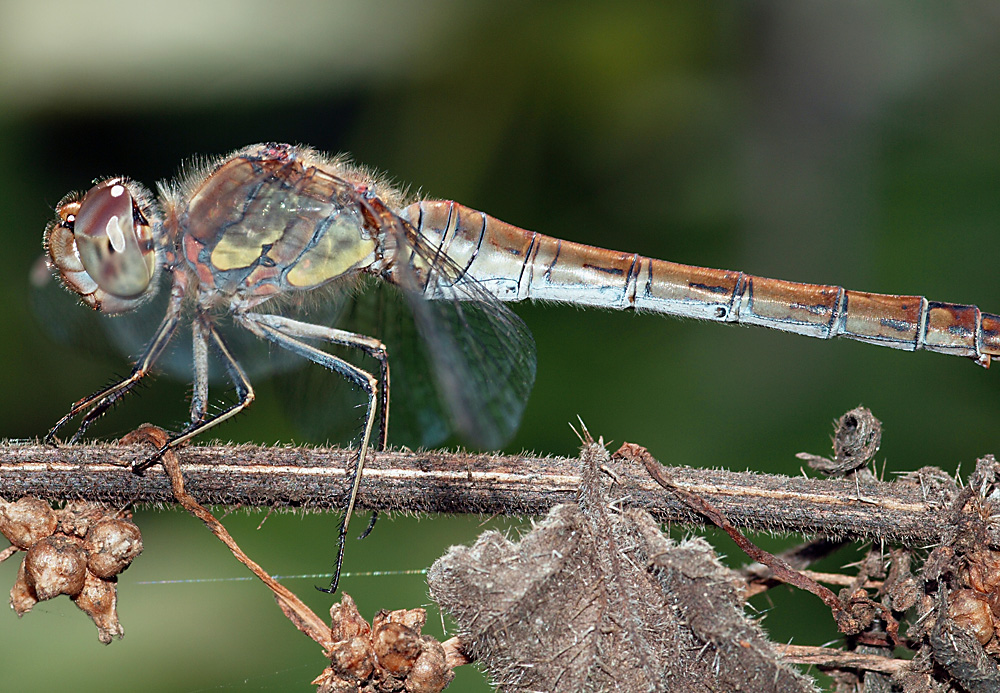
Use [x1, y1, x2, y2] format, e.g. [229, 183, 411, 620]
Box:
[45, 297, 183, 445]
[132, 318, 255, 473]
[245, 313, 390, 446]
[246, 313, 389, 536]
[357, 318, 388, 541]
[242, 312, 385, 593]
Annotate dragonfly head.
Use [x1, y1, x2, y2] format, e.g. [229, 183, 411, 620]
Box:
[44, 178, 162, 314]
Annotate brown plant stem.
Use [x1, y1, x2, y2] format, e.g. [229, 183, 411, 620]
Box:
[118, 426, 335, 651]
[618, 441, 898, 643]
[775, 644, 910, 675]
[0, 439, 959, 546]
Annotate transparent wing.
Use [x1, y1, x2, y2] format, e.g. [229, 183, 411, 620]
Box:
[31, 256, 190, 376]
[274, 276, 450, 448]
[275, 196, 536, 451]
[31, 255, 308, 384]
[375, 201, 537, 450]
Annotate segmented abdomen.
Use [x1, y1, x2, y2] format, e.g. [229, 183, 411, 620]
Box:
[404, 200, 1000, 367]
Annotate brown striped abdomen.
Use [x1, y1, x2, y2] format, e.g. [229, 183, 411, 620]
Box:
[404, 200, 1000, 367]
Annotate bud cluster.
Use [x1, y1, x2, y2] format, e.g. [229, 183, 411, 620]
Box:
[0, 497, 143, 643]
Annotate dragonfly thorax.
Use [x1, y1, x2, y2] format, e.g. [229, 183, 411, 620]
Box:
[172, 147, 383, 307]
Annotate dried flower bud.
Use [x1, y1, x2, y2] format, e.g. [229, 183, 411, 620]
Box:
[84, 517, 143, 579]
[374, 621, 422, 676]
[384, 606, 427, 632]
[950, 588, 995, 645]
[0, 498, 57, 549]
[73, 571, 124, 644]
[58, 501, 110, 538]
[23, 535, 87, 601]
[4, 498, 141, 643]
[329, 593, 371, 641]
[967, 550, 1000, 596]
[328, 636, 374, 681]
[322, 595, 456, 692]
[405, 638, 454, 693]
[10, 560, 39, 615]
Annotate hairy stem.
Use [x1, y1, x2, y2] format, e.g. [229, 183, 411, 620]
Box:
[0, 440, 961, 547]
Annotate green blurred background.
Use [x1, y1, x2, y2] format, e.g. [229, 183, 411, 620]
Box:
[2, 1, 1000, 690]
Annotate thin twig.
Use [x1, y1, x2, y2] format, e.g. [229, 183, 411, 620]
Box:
[618, 442, 899, 643]
[775, 644, 910, 675]
[119, 426, 334, 652]
[0, 439, 961, 546]
[743, 569, 884, 599]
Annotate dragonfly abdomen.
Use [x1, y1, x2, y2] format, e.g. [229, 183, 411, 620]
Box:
[659, 267, 1000, 365]
[408, 199, 1000, 367]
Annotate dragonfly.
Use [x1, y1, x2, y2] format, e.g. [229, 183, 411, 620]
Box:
[42, 142, 1000, 592]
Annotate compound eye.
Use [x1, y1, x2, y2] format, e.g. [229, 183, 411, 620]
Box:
[73, 182, 154, 298]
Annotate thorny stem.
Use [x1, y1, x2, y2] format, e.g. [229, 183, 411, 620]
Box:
[2, 436, 984, 684]
[0, 439, 964, 545]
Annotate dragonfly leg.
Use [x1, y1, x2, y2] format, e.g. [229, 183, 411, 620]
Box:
[240, 312, 385, 594]
[188, 313, 211, 426]
[132, 319, 255, 474]
[44, 296, 183, 445]
[358, 511, 379, 540]
[244, 312, 391, 447]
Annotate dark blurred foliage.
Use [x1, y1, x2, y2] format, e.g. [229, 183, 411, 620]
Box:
[1, 1, 1000, 690]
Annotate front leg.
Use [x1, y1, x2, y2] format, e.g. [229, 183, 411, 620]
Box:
[45, 298, 184, 445]
[45, 271, 188, 446]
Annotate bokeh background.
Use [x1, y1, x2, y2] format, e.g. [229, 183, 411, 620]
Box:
[2, 1, 1000, 690]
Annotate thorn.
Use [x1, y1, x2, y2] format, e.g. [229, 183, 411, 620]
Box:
[568, 420, 582, 444]
[569, 416, 593, 445]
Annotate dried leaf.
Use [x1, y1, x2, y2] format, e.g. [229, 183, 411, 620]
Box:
[429, 443, 817, 692]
